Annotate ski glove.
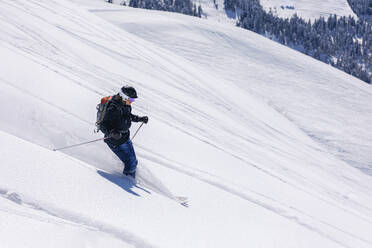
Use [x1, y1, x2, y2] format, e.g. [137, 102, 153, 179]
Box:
[141, 116, 149, 124]
[109, 130, 122, 140]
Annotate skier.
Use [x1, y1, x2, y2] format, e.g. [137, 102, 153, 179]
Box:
[100, 86, 148, 178]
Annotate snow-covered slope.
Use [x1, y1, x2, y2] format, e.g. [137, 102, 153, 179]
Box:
[100, 5, 372, 175]
[260, 0, 357, 20]
[1, 0, 372, 247]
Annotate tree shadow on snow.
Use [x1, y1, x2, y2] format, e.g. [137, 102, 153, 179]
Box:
[97, 170, 151, 197]
[225, 9, 236, 19]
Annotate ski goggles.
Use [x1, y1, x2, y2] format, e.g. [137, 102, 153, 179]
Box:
[119, 92, 135, 102]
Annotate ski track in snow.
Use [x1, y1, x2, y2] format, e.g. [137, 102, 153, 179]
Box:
[137, 146, 372, 248]
[49, 129, 372, 247]
[144, 114, 372, 213]
[0, 77, 91, 125]
[0, 0, 120, 96]
[60, 150, 187, 208]
[0, 187, 156, 248]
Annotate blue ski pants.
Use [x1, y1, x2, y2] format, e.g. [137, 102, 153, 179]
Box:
[108, 140, 138, 174]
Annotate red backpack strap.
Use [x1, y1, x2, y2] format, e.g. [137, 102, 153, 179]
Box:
[101, 96, 113, 104]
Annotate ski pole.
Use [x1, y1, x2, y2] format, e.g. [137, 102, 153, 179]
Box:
[131, 122, 144, 141]
[53, 137, 109, 151]
[53, 123, 144, 151]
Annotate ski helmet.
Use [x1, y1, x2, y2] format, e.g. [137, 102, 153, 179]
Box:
[121, 85, 138, 98]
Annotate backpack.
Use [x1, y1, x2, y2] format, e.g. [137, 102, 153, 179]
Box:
[95, 96, 112, 133]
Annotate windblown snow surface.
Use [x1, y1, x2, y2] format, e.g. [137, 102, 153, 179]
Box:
[0, 0, 372, 248]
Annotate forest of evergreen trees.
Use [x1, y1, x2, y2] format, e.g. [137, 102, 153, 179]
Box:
[122, 0, 202, 17]
[347, 0, 372, 20]
[223, 0, 372, 84]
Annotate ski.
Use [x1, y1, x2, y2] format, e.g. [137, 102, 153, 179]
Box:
[174, 196, 189, 207]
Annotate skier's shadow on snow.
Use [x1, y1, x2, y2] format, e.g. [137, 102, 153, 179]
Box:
[97, 170, 151, 197]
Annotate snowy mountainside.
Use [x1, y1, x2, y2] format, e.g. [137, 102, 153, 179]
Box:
[100, 6, 372, 175]
[1, 0, 372, 247]
[91, 0, 357, 22]
[260, 0, 357, 20]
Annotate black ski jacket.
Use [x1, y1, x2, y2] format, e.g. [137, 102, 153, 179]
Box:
[101, 98, 141, 146]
